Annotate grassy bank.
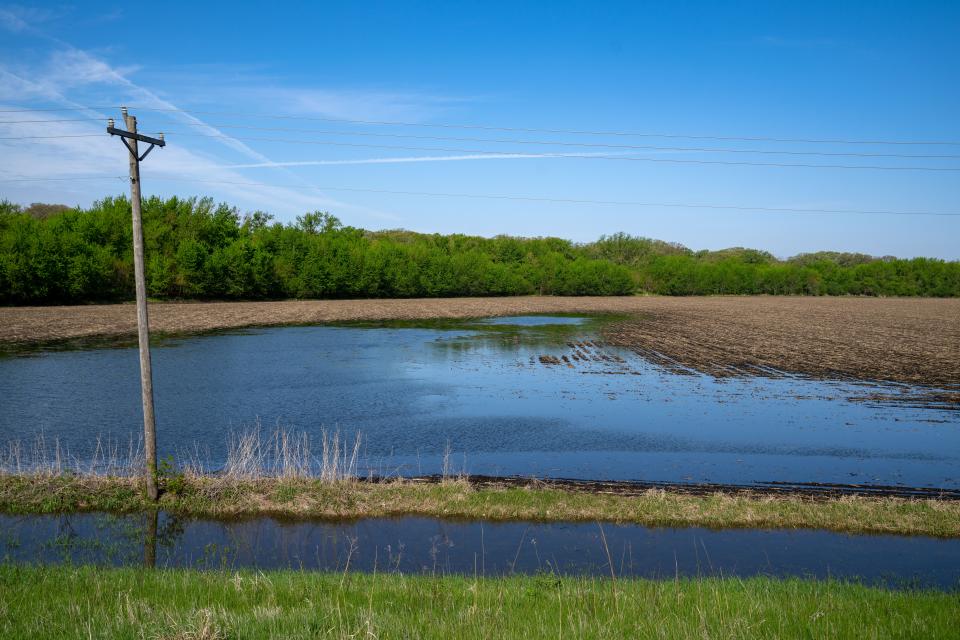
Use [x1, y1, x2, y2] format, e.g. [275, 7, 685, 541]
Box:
[1, 564, 957, 639]
[2, 475, 959, 537]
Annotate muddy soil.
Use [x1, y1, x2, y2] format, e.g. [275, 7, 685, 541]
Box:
[391, 474, 960, 500]
[599, 297, 960, 390]
[2, 296, 958, 389]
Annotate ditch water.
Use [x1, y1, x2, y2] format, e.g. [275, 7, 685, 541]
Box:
[1, 512, 957, 589]
[1, 315, 958, 488]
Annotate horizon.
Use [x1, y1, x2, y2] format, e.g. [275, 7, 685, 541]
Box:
[5, 193, 952, 263]
[1, 1, 958, 259]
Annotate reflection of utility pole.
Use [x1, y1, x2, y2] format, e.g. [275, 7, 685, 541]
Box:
[107, 108, 165, 501]
[144, 510, 158, 568]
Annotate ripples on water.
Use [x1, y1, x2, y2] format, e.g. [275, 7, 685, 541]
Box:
[0, 315, 957, 487]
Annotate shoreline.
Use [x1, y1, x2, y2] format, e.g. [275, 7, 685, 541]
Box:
[3, 474, 959, 537]
[2, 296, 958, 389]
[388, 474, 960, 500]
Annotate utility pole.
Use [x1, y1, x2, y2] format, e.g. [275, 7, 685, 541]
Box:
[107, 108, 165, 501]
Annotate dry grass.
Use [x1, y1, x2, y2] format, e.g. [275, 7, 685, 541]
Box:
[1, 428, 957, 537]
[2, 474, 959, 537]
[3, 296, 958, 387]
[0, 433, 143, 477]
[1, 426, 361, 482]
[3, 428, 956, 537]
[212, 423, 361, 481]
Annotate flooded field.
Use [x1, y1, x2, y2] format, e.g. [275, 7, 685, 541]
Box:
[2, 512, 958, 589]
[0, 315, 957, 487]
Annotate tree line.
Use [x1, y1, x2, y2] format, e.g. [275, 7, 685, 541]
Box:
[0, 196, 957, 304]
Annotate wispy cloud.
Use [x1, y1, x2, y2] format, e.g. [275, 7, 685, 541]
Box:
[0, 112, 339, 212]
[271, 88, 470, 122]
[0, 15, 405, 220]
[0, 4, 64, 32]
[31, 49, 284, 168]
[213, 151, 633, 169]
[0, 5, 471, 223]
[147, 81, 471, 124]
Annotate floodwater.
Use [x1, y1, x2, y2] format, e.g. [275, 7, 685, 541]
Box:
[0, 315, 957, 487]
[1, 512, 958, 589]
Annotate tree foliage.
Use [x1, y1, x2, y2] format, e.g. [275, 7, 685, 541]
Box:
[0, 197, 956, 304]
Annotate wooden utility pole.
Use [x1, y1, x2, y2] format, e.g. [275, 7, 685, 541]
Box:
[107, 108, 165, 500]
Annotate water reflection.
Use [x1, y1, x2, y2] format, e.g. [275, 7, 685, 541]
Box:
[2, 512, 958, 589]
[0, 316, 957, 487]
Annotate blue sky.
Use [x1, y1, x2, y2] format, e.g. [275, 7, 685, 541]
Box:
[1, 1, 958, 258]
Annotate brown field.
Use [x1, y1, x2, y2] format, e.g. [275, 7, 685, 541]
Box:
[601, 296, 960, 389]
[1, 296, 958, 388]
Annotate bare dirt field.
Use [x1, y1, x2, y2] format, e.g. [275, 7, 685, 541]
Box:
[1, 296, 958, 388]
[601, 297, 960, 390]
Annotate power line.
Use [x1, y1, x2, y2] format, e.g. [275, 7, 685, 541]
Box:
[0, 118, 105, 124]
[0, 107, 99, 113]
[5, 173, 953, 216]
[2, 104, 958, 146]
[0, 175, 125, 181]
[4, 119, 958, 159]
[0, 134, 103, 140]
[5, 131, 954, 170]
[149, 132, 960, 171]
[160, 178, 960, 216]
[5, 118, 958, 160]
[138, 124, 960, 160]
[121, 106, 960, 147]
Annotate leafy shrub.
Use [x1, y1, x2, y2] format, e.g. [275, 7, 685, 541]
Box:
[0, 196, 956, 303]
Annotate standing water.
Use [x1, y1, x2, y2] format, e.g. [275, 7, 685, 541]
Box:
[1, 512, 958, 589]
[0, 316, 957, 487]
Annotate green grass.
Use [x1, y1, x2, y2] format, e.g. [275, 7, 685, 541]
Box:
[2, 475, 959, 537]
[0, 564, 956, 639]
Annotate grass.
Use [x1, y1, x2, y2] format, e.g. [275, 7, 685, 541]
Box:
[2, 474, 959, 537]
[2, 427, 957, 537]
[1, 564, 957, 639]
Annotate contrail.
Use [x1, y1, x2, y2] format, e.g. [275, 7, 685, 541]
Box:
[211, 151, 629, 169]
[0, 15, 402, 219]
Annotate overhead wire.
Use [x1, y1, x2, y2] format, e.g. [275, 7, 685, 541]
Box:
[0, 134, 104, 140]
[0, 107, 100, 113]
[3, 174, 955, 217]
[1, 105, 958, 146]
[3, 130, 955, 170]
[137, 132, 960, 171]
[0, 175, 125, 181]
[0, 118, 105, 124]
[118, 106, 960, 146]
[134, 124, 960, 160]
[2, 106, 957, 216]
[4, 118, 958, 159]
